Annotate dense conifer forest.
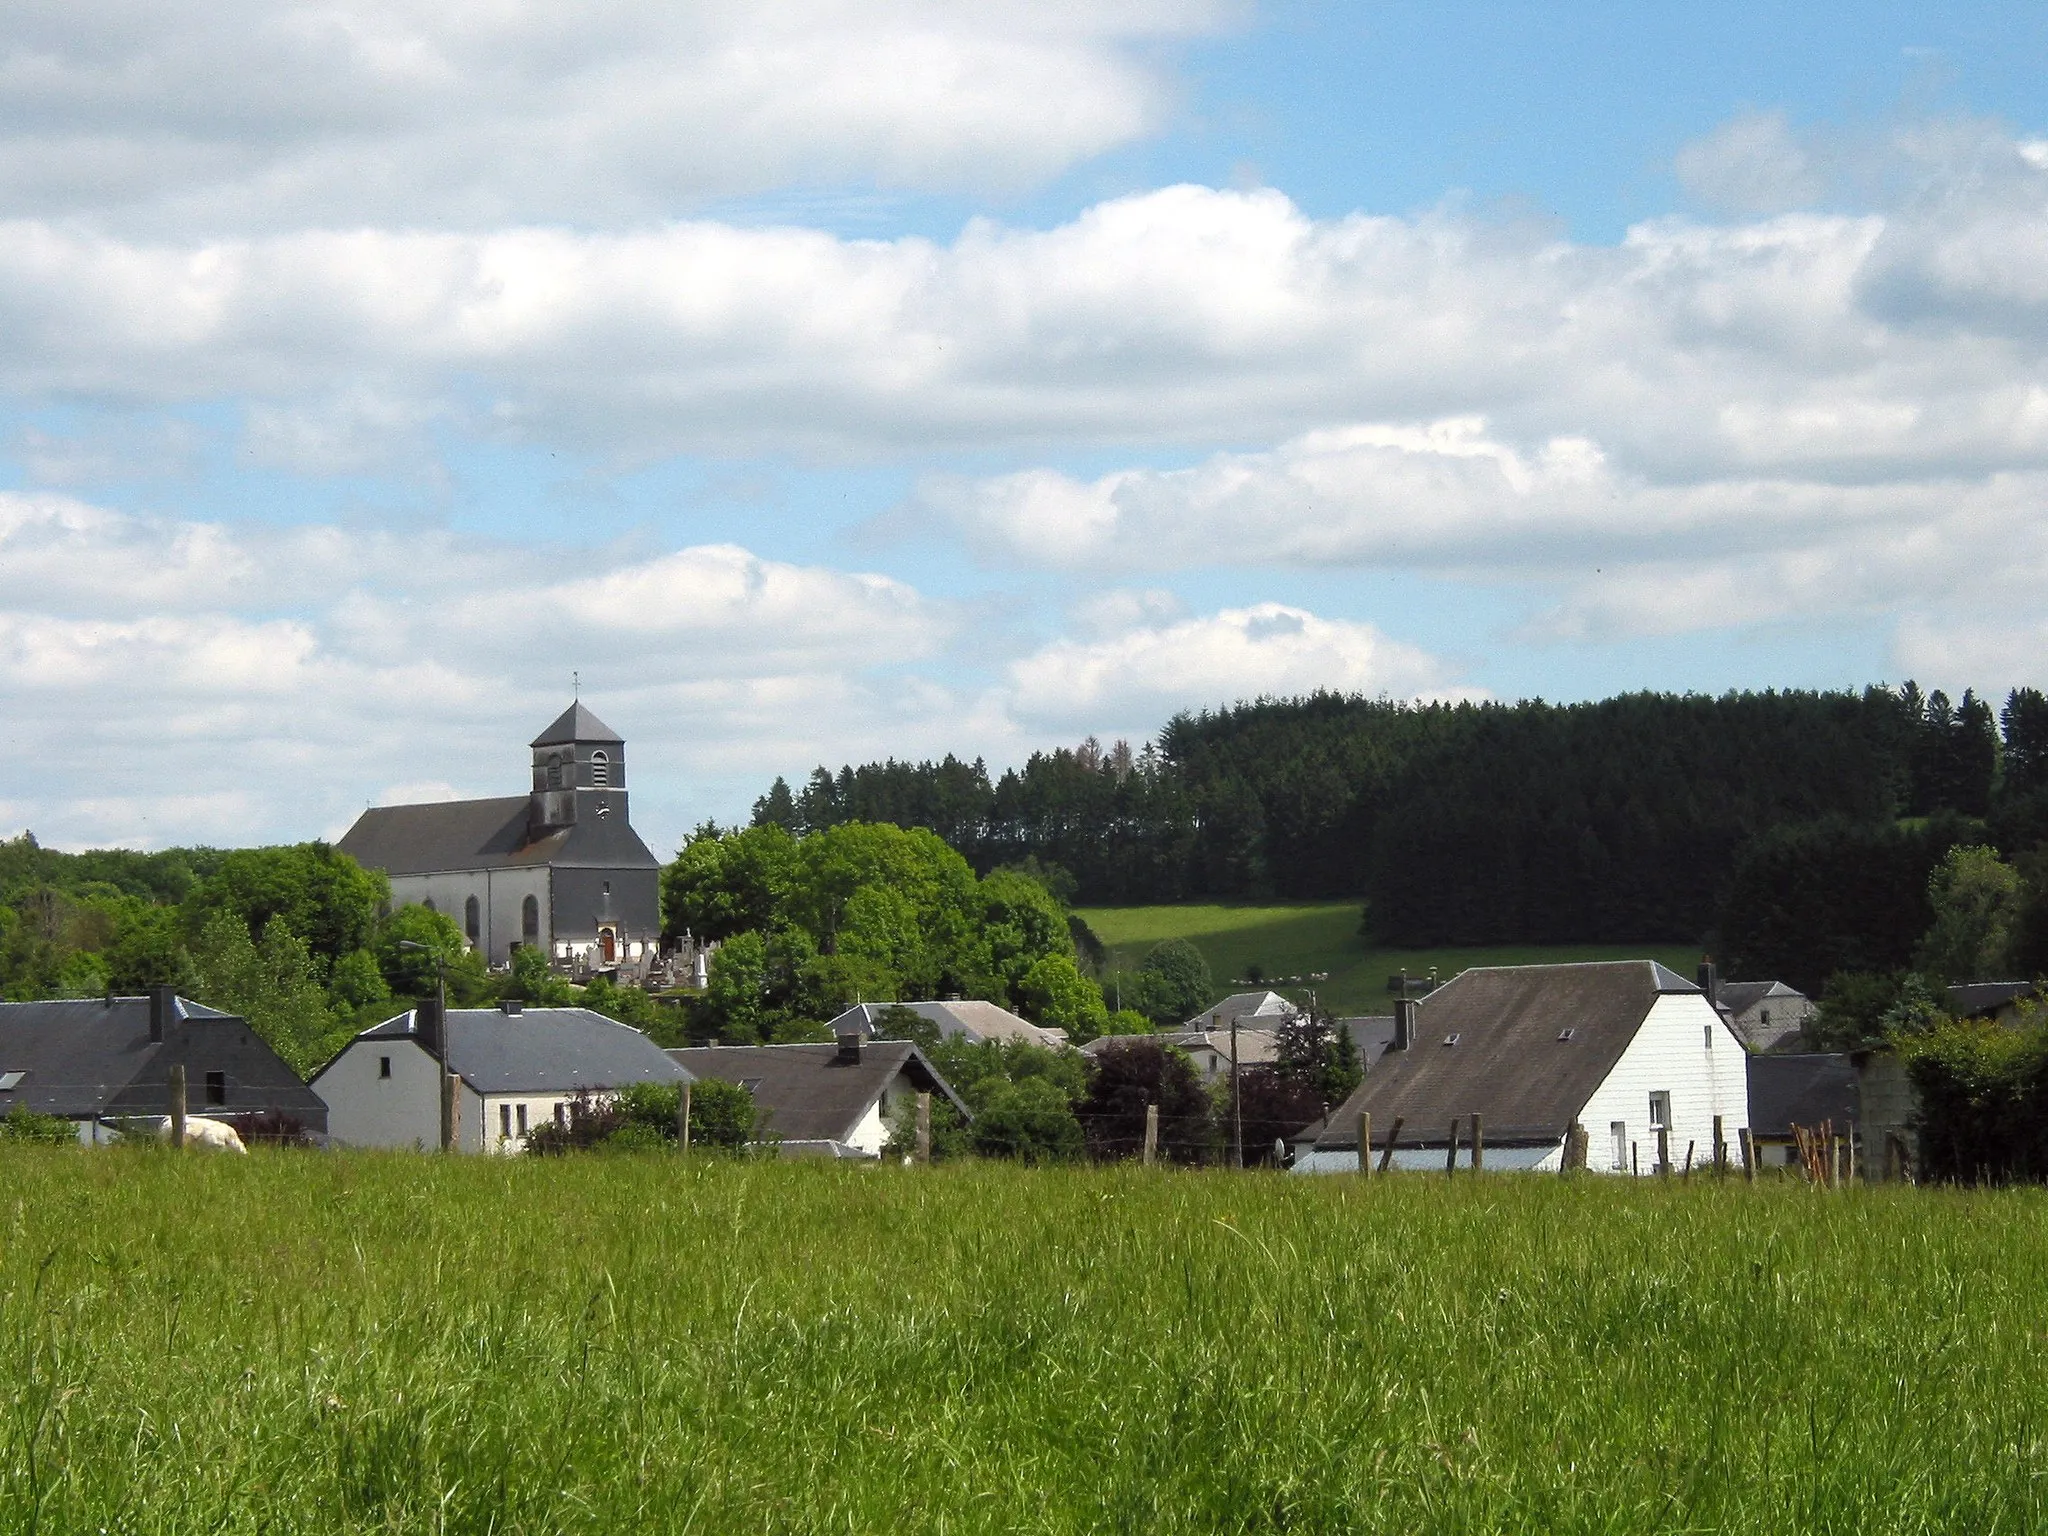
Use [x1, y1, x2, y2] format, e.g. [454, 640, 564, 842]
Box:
[754, 685, 2048, 982]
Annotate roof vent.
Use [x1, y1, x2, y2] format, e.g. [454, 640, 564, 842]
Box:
[500, 999, 524, 1016]
[1557, 1028, 1575, 1042]
[1442, 1033, 1460, 1047]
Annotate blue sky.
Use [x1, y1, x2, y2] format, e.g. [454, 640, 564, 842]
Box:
[2, 0, 2045, 854]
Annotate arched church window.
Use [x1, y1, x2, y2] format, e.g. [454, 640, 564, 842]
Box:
[522, 895, 540, 943]
[590, 750, 610, 787]
[465, 895, 481, 944]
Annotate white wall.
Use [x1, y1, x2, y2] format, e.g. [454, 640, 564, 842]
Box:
[1578, 993, 1751, 1175]
[475, 1091, 583, 1154]
[315, 1039, 444, 1149]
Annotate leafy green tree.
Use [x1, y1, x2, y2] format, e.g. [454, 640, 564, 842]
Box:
[1275, 1008, 1362, 1102]
[970, 1077, 1083, 1162]
[1917, 845, 2023, 983]
[184, 843, 387, 972]
[327, 949, 391, 1014]
[1017, 954, 1108, 1041]
[503, 944, 575, 1006]
[190, 911, 345, 1076]
[703, 930, 770, 1042]
[1135, 938, 1212, 1025]
[689, 1079, 759, 1148]
[979, 868, 1073, 1002]
[661, 823, 797, 943]
[370, 904, 488, 1003]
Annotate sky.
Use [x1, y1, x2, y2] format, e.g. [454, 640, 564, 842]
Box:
[4, 0, 2047, 856]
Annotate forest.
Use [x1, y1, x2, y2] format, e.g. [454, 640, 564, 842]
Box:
[754, 684, 2048, 990]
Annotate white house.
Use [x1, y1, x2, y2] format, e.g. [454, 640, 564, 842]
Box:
[1296, 961, 1750, 1174]
[1714, 978, 1814, 1052]
[669, 1033, 968, 1158]
[312, 1000, 689, 1153]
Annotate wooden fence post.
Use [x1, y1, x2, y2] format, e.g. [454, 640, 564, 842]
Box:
[1631, 1141, 1639, 1178]
[1143, 1102, 1158, 1166]
[1357, 1111, 1370, 1177]
[1712, 1115, 1726, 1177]
[1470, 1113, 1484, 1172]
[1377, 1115, 1403, 1175]
[440, 1071, 458, 1152]
[1444, 1118, 1460, 1176]
[1740, 1126, 1755, 1182]
[678, 1080, 692, 1158]
[1656, 1126, 1671, 1178]
[1683, 1140, 1696, 1179]
[168, 1065, 186, 1149]
[915, 1091, 932, 1164]
[1562, 1121, 1588, 1175]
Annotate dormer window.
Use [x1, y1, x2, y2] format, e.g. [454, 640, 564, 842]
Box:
[590, 750, 610, 787]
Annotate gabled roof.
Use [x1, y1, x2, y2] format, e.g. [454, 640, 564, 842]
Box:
[1746, 1053, 1858, 1137]
[322, 1007, 687, 1095]
[531, 702, 623, 747]
[1946, 982, 2044, 1019]
[1338, 1015, 1399, 1070]
[1716, 980, 1805, 1017]
[1316, 961, 1700, 1150]
[827, 1000, 1066, 1049]
[336, 796, 658, 875]
[669, 1040, 968, 1144]
[0, 996, 324, 1122]
[1183, 991, 1300, 1030]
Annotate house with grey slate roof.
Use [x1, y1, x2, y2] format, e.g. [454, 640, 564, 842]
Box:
[1714, 979, 1814, 1052]
[312, 1000, 688, 1153]
[0, 988, 326, 1142]
[826, 999, 1067, 1049]
[337, 703, 661, 970]
[670, 1033, 968, 1159]
[1296, 961, 1750, 1175]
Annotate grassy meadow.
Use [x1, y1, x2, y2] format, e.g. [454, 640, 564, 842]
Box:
[5, 1151, 2047, 1534]
[1076, 899, 1703, 1015]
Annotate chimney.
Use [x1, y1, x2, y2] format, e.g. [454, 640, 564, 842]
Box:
[836, 1031, 864, 1065]
[1392, 997, 1415, 1052]
[149, 985, 176, 1044]
[1697, 961, 1719, 1011]
[417, 997, 445, 1060]
[499, 998, 524, 1016]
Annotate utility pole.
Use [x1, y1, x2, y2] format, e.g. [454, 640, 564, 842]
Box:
[1229, 1010, 1243, 1170]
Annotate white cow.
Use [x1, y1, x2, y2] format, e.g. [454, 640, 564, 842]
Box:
[151, 1116, 249, 1153]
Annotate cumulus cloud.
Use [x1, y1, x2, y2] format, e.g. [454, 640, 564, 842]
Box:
[1005, 603, 1476, 735]
[0, 0, 1233, 231]
[2, 493, 1456, 849]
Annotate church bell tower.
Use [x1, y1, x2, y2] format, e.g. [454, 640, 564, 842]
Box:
[528, 701, 629, 839]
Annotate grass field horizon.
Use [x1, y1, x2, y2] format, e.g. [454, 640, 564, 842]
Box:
[1075, 899, 1704, 1015]
[4, 1151, 2045, 1533]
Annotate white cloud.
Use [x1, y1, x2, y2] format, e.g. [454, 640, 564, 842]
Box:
[1675, 111, 1828, 214]
[1004, 602, 1475, 734]
[0, 0, 1233, 231]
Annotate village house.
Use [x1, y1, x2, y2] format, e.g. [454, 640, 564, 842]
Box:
[1081, 1023, 1282, 1080]
[337, 703, 661, 972]
[312, 999, 687, 1153]
[1295, 961, 1751, 1174]
[0, 988, 327, 1142]
[670, 1032, 968, 1159]
[1714, 979, 1814, 1052]
[826, 999, 1067, 1049]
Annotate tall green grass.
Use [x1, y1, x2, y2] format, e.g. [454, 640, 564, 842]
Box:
[4, 1150, 2046, 1533]
[1076, 899, 1702, 1014]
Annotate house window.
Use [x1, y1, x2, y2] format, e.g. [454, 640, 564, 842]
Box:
[1760, 1008, 1772, 1029]
[465, 896, 481, 945]
[590, 750, 609, 787]
[204, 1071, 226, 1105]
[522, 895, 540, 944]
[378, 1055, 392, 1079]
[1611, 1121, 1628, 1171]
[500, 1104, 513, 1139]
[0, 1070, 24, 1091]
[516, 1104, 528, 1135]
[1704, 1024, 1714, 1050]
[1649, 1091, 1672, 1130]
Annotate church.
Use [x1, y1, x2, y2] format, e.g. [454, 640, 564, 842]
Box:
[338, 703, 662, 969]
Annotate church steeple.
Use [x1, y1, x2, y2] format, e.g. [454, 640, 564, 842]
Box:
[529, 703, 628, 835]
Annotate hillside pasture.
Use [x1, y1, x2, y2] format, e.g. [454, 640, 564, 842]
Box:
[3, 1151, 2045, 1534]
[1076, 899, 1703, 1015]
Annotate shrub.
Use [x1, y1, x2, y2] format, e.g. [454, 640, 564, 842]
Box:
[0, 1107, 76, 1145]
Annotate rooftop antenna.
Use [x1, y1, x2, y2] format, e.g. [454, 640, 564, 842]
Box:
[573, 670, 579, 698]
